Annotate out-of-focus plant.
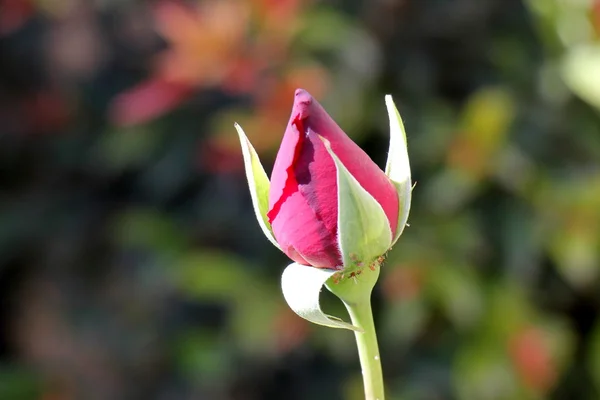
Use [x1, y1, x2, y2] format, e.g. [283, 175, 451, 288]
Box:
[109, 0, 379, 175]
[527, 0, 600, 110]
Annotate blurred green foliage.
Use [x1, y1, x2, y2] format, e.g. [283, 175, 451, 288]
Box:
[1, 0, 600, 399]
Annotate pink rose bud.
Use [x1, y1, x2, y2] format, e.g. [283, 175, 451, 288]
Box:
[266, 89, 399, 269]
[237, 88, 411, 329]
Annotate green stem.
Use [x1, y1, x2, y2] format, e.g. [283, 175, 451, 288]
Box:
[344, 297, 385, 400]
[326, 264, 385, 400]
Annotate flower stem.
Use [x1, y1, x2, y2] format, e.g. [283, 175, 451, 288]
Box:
[326, 265, 385, 400]
[344, 297, 385, 400]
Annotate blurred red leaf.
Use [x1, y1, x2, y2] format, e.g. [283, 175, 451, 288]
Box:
[198, 138, 245, 174]
[382, 264, 424, 302]
[109, 78, 193, 126]
[509, 327, 557, 393]
[272, 306, 310, 353]
[593, 0, 600, 36]
[0, 0, 34, 35]
[24, 90, 72, 134]
[153, 0, 251, 87]
[110, 0, 261, 125]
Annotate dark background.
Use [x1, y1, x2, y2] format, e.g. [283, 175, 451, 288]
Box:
[1, 0, 600, 399]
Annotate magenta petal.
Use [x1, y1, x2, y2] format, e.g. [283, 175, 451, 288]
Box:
[295, 89, 399, 236]
[270, 187, 341, 268]
[267, 89, 399, 269]
[266, 116, 303, 225]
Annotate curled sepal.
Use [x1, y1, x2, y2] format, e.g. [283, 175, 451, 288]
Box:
[281, 263, 362, 331]
[235, 123, 280, 250]
[384, 95, 412, 245]
[320, 137, 392, 268]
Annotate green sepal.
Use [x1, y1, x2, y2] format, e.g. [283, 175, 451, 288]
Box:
[319, 136, 393, 268]
[384, 95, 412, 245]
[235, 123, 280, 250]
[281, 263, 362, 331]
[325, 260, 380, 306]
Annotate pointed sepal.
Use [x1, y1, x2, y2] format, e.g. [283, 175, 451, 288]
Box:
[281, 263, 362, 331]
[384, 95, 412, 245]
[235, 123, 280, 250]
[320, 137, 393, 268]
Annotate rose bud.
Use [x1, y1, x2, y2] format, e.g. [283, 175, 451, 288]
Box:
[237, 89, 411, 330]
[236, 89, 411, 271]
[264, 89, 397, 269]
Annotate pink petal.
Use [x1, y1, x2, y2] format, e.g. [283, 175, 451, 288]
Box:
[268, 89, 399, 269]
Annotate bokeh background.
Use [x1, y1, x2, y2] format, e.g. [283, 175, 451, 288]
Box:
[1, 0, 600, 399]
